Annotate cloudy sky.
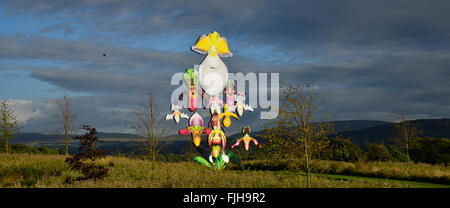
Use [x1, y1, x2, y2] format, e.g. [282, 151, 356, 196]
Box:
[0, 0, 449, 134]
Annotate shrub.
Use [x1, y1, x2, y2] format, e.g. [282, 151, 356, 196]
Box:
[0, 142, 60, 154]
[389, 147, 409, 162]
[321, 137, 362, 162]
[65, 126, 111, 182]
[365, 143, 391, 162]
[410, 137, 450, 165]
[11, 143, 33, 154]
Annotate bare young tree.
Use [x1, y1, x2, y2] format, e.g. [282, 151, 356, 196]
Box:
[130, 92, 168, 170]
[55, 95, 76, 156]
[261, 83, 333, 188]
[0, 100, 22, 154]
[393, 107, 417, 163]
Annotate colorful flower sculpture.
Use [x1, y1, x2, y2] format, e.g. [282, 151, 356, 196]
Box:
[207, 128, 228, 163]
[231, 127, 260, 151]
[194, 31, 231, 98]
[193, 149, 242, 170]
[218, 104, 239, 128]
[183, 68, 202, 111]
[224, 80, 236, 109]
[234, 92, 253, 117]
[207, 95, 224, 115]
[165, 104, 189, 123]
[179, 113, 211, 147]
[166, 31, 258, 170]
[191, 31, 232, 58]
[209, 111, 224, 130]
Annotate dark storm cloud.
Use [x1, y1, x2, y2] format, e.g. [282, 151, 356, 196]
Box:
[2, 0, 449, 51]
[0, 35, 202, 71]
[4, 33, 450, 128]
[1, 0, 449, 133]
[277, 48, 450, 121]
[0, 33, 274, 97]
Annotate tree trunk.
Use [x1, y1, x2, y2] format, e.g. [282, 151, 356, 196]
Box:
[5, 138, 8, 154]
[65, 130, 69, 156]
[406, 140, 410, 163]
[304, 136, 310, 188]
[152, 139, 155, 171]
[305, 156, 310, 188]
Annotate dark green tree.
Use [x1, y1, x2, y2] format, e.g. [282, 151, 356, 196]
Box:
[65, 126, 111, 182]
[321, 137, 362, 162]
[0, 100, 22, 154]
[365, 143, 392, 162]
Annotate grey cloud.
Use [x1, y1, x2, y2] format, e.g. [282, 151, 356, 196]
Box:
[39, 23, 74, 36]
[1, 0, 449, 132]
[9, 95, 155, 133]
[4, 0, 450, 51]
[30, 68, 171, 94]
[0, 35, 203, 71]
[27, 44, 450, 127]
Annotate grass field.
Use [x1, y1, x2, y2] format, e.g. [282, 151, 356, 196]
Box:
[244, 159, 450, 185]
[0, 153, 449, 188]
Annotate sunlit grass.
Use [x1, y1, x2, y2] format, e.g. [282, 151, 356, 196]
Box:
[244, 159, 450, 185]
[1, 154, 448, 188]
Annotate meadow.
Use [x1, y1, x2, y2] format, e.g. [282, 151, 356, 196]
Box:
[1, 153, 449, 188]
[244, 159, 450, 185]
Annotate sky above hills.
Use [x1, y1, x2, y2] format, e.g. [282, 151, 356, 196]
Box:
[0, 0, 449, 134]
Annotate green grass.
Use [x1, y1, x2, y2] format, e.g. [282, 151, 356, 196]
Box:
[1, 153, 449, 188]
[316, 174, 450, 188]
[244, 159, 450, 185]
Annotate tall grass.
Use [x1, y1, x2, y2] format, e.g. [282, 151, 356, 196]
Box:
[244, 159, 450, 184]
[0, 153, 445, 188]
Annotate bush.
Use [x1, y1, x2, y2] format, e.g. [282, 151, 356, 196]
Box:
[365, 143, 391, 162]
[389, 147, 409, 162]
[321, 137, 362, 162]
[0, 141, 60, 154]
[65, 126, 111, 182]
[410, 137, 450, 165]
[11, 143, 34, 154]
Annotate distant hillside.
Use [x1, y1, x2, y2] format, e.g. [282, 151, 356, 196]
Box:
[227, 119, 449, 147]
[11, 131, 190, 155]
[13, 132, 139, 143]
[331, 120, 392, 132]
[227, 120, 392, 142]
[14, 133, 60, 141]
[338, 118, 450, 146]
[10, 119, 447, 154]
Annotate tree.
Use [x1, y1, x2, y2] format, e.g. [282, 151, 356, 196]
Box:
[393, 107, 417, 163]
[130, 92, 168, 170]
[65, 125, 111, 182]
[365, 143, 392, 162]
[321, 137, 362, 162]
[54, 95, 76, 156]
[389, 147, 409, 162]
[410, 137, 450, 165]
[261, 83, 333, 188]
[0, 100, 22, 154]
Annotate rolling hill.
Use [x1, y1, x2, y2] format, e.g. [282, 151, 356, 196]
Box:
[8, 118, 448, 154]
[337, 118, 450, 146]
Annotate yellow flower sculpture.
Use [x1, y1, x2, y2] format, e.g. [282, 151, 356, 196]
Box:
[191, 31, 232, 57]
[218, 104, 239, 128]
